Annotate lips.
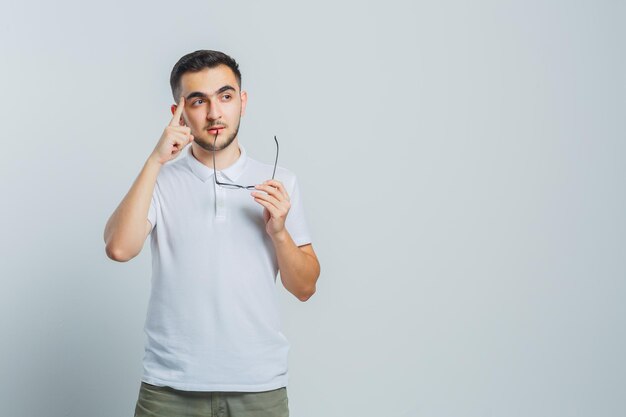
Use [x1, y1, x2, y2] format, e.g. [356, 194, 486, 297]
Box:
[208, 127, 224, 136]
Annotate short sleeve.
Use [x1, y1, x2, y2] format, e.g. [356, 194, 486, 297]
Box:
[284, 175, 312, 246]
[147, 186, 159, 233]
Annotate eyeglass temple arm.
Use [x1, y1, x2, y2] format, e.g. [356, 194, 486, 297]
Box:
[212, 133, 279, 183]
[272, 135, 279, 180]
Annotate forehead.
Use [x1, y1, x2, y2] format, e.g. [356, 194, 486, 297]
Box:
[179, 64, 239, 94]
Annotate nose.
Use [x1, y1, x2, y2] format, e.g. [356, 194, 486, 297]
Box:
[206, 100, 222, 122]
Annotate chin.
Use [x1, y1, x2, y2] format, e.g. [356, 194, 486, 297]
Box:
[196, 134, 235, 152]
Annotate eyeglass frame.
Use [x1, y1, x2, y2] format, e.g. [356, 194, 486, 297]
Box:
[212, 133, 279, 189]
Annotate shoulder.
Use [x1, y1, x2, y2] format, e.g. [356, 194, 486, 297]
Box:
[246, 157, 299, 192]
[153, 155, 192, 192]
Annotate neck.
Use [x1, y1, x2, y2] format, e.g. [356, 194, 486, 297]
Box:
[191, 139, 241, 171]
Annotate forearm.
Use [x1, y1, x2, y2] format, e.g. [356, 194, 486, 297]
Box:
[271, 230, 320, 301]
[104, 155, 162, 261]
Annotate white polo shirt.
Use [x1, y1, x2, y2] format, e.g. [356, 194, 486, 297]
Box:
[142, 142, 311, 392]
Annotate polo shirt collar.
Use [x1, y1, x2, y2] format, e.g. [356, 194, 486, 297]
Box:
[186, 142, 248, 183]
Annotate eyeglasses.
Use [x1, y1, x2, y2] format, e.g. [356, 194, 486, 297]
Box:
[212, 134, 279, 189]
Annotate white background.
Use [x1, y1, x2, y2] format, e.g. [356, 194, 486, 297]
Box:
[0, 1, 624, 416]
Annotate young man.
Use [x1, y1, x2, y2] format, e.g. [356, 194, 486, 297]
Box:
[104, 50, 320, 417]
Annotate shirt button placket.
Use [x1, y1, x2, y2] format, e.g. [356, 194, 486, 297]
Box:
[215, 173, 226, 221]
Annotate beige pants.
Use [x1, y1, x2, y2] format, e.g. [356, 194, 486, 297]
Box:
[134, 381, 289, 417]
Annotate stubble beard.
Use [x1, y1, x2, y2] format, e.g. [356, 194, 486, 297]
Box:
[193, 118, 241, 153]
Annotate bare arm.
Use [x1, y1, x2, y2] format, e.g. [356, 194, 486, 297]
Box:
[273, 235, 320, 301]
[103, 96, 194, 262]
[251, 179, 320, 301]
[103, 156, 162, 262]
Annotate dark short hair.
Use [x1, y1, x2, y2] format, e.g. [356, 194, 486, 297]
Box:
[170, 50, 242, 102]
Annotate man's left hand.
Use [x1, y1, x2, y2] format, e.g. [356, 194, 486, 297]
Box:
[251, 179, 291, 238]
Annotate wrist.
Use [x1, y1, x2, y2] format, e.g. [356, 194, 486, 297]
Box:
[147, 153, 164, 168]
[270, 229, 289, 244]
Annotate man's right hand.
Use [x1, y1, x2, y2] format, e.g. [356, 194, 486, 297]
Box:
[150, 96, 195, 165]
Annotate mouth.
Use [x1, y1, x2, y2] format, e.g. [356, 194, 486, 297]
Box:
[207, 126, 225, 135]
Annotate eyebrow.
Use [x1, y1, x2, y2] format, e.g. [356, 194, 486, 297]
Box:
[186, 85, 237, 100]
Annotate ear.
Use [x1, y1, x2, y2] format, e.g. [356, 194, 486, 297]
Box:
[240, 90, 248, 117]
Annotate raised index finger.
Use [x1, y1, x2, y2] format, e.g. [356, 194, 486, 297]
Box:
[169, 96, 185, 126]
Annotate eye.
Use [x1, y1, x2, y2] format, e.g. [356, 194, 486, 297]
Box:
[222, 94, 232, 100]
[193, 99, 204, 105]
